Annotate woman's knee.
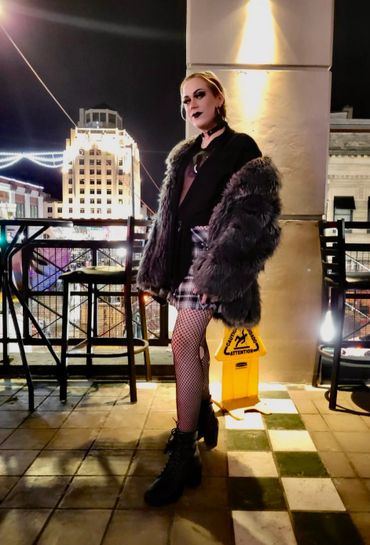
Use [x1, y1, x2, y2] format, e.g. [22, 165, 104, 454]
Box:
[172, 327, 197, 353]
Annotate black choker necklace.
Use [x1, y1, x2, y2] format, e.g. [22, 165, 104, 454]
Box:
[201, 120, 226, 138]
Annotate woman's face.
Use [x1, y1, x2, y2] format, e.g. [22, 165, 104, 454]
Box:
[181, 77, 224, 131]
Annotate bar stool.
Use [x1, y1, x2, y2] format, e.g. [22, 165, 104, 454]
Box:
[59, 217, 152, 402]
[317, 219, 370, 409]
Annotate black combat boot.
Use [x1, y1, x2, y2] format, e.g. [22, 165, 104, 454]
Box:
[197, 395, 219, 449]
[164, 396, 219, 454]
[145, 430, 202, 506]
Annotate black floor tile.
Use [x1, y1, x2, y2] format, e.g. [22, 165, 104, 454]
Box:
[228, 477, 286, 510]
[275, 452, 329, 477]
[226, 431, 269, 451]
[263, 413, 305, 430]
[292, 512, 365, 545]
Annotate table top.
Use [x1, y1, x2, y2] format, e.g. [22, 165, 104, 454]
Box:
[0, 218, 73, 227]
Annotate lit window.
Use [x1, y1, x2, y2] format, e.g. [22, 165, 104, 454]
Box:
[16, 203, 25, 217]
[30, 204, 38, 218]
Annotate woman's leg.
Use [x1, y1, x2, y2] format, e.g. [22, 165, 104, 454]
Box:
[171, 308, 213, 432]
[199, 335, 211, 399]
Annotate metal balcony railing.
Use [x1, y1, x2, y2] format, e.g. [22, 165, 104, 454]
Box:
[5, 219, 169, 355]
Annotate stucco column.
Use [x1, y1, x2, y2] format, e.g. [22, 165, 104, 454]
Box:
[187, 0, 334, 382]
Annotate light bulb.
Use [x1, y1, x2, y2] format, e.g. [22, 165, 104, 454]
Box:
[320, 310, 336, 343]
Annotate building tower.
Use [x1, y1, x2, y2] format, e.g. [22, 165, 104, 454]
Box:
[60, 104, 141, 219]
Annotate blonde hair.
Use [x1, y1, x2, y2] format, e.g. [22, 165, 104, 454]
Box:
[180, 71, 227, 119]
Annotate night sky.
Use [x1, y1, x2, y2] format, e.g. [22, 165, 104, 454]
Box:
[0, 0, 369, 209]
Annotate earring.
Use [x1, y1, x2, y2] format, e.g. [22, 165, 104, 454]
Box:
[215, 106, 224, 121]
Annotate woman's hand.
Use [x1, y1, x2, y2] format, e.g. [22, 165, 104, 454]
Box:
[193, 289, 218, 305]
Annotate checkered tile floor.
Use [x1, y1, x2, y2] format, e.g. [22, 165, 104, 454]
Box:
[0, 380, 369, 545]
[225, 389, 364, 545]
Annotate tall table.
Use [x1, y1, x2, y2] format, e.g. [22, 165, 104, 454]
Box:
[0, 218, 73, 410]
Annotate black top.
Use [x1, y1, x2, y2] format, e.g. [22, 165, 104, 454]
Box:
[170, 125, 261, 288]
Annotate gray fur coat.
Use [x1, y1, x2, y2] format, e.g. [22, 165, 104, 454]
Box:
[137, 137, 281, 327]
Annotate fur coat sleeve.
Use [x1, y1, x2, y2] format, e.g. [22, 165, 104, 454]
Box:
[136, 137, 196, 298]
[192, 156, 281, 327]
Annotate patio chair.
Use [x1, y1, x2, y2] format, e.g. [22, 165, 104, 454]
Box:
[59, 216, 152, 403]
[318, 219, 370, 409]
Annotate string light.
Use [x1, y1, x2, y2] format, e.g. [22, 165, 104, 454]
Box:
[0, 151, 64, 169]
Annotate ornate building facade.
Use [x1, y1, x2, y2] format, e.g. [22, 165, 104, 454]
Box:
[46, 105, 141, 219]
[327, 112, 370, 242]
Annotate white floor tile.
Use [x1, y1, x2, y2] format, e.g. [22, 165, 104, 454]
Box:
[137, 382, 157, 391]
[282, 477, 346, 511]
[259, 399, 298, 414]
[225, 412, 265, 430]
[232, 511, 297, 545]
[259, 383, 288, 391]
[268, 430, 317, 451]
[228, 451, 278, 477]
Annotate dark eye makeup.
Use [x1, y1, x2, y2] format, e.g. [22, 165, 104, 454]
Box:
[182, 88, 207, 105]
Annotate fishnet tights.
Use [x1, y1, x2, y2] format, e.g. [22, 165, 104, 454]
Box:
[171, 309, 213, 432]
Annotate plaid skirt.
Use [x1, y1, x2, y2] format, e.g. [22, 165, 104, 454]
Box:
[168, 226, 220, 311]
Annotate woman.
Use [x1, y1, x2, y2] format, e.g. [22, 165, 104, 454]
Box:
[137, 71, 281, 506]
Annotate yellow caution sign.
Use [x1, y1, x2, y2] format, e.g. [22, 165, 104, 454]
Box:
[214, 326, 269, 413]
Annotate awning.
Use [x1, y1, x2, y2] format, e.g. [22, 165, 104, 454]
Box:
[334, 196, 356, 209]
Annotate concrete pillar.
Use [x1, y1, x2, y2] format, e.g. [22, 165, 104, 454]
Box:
[188, 0, 334, 382]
